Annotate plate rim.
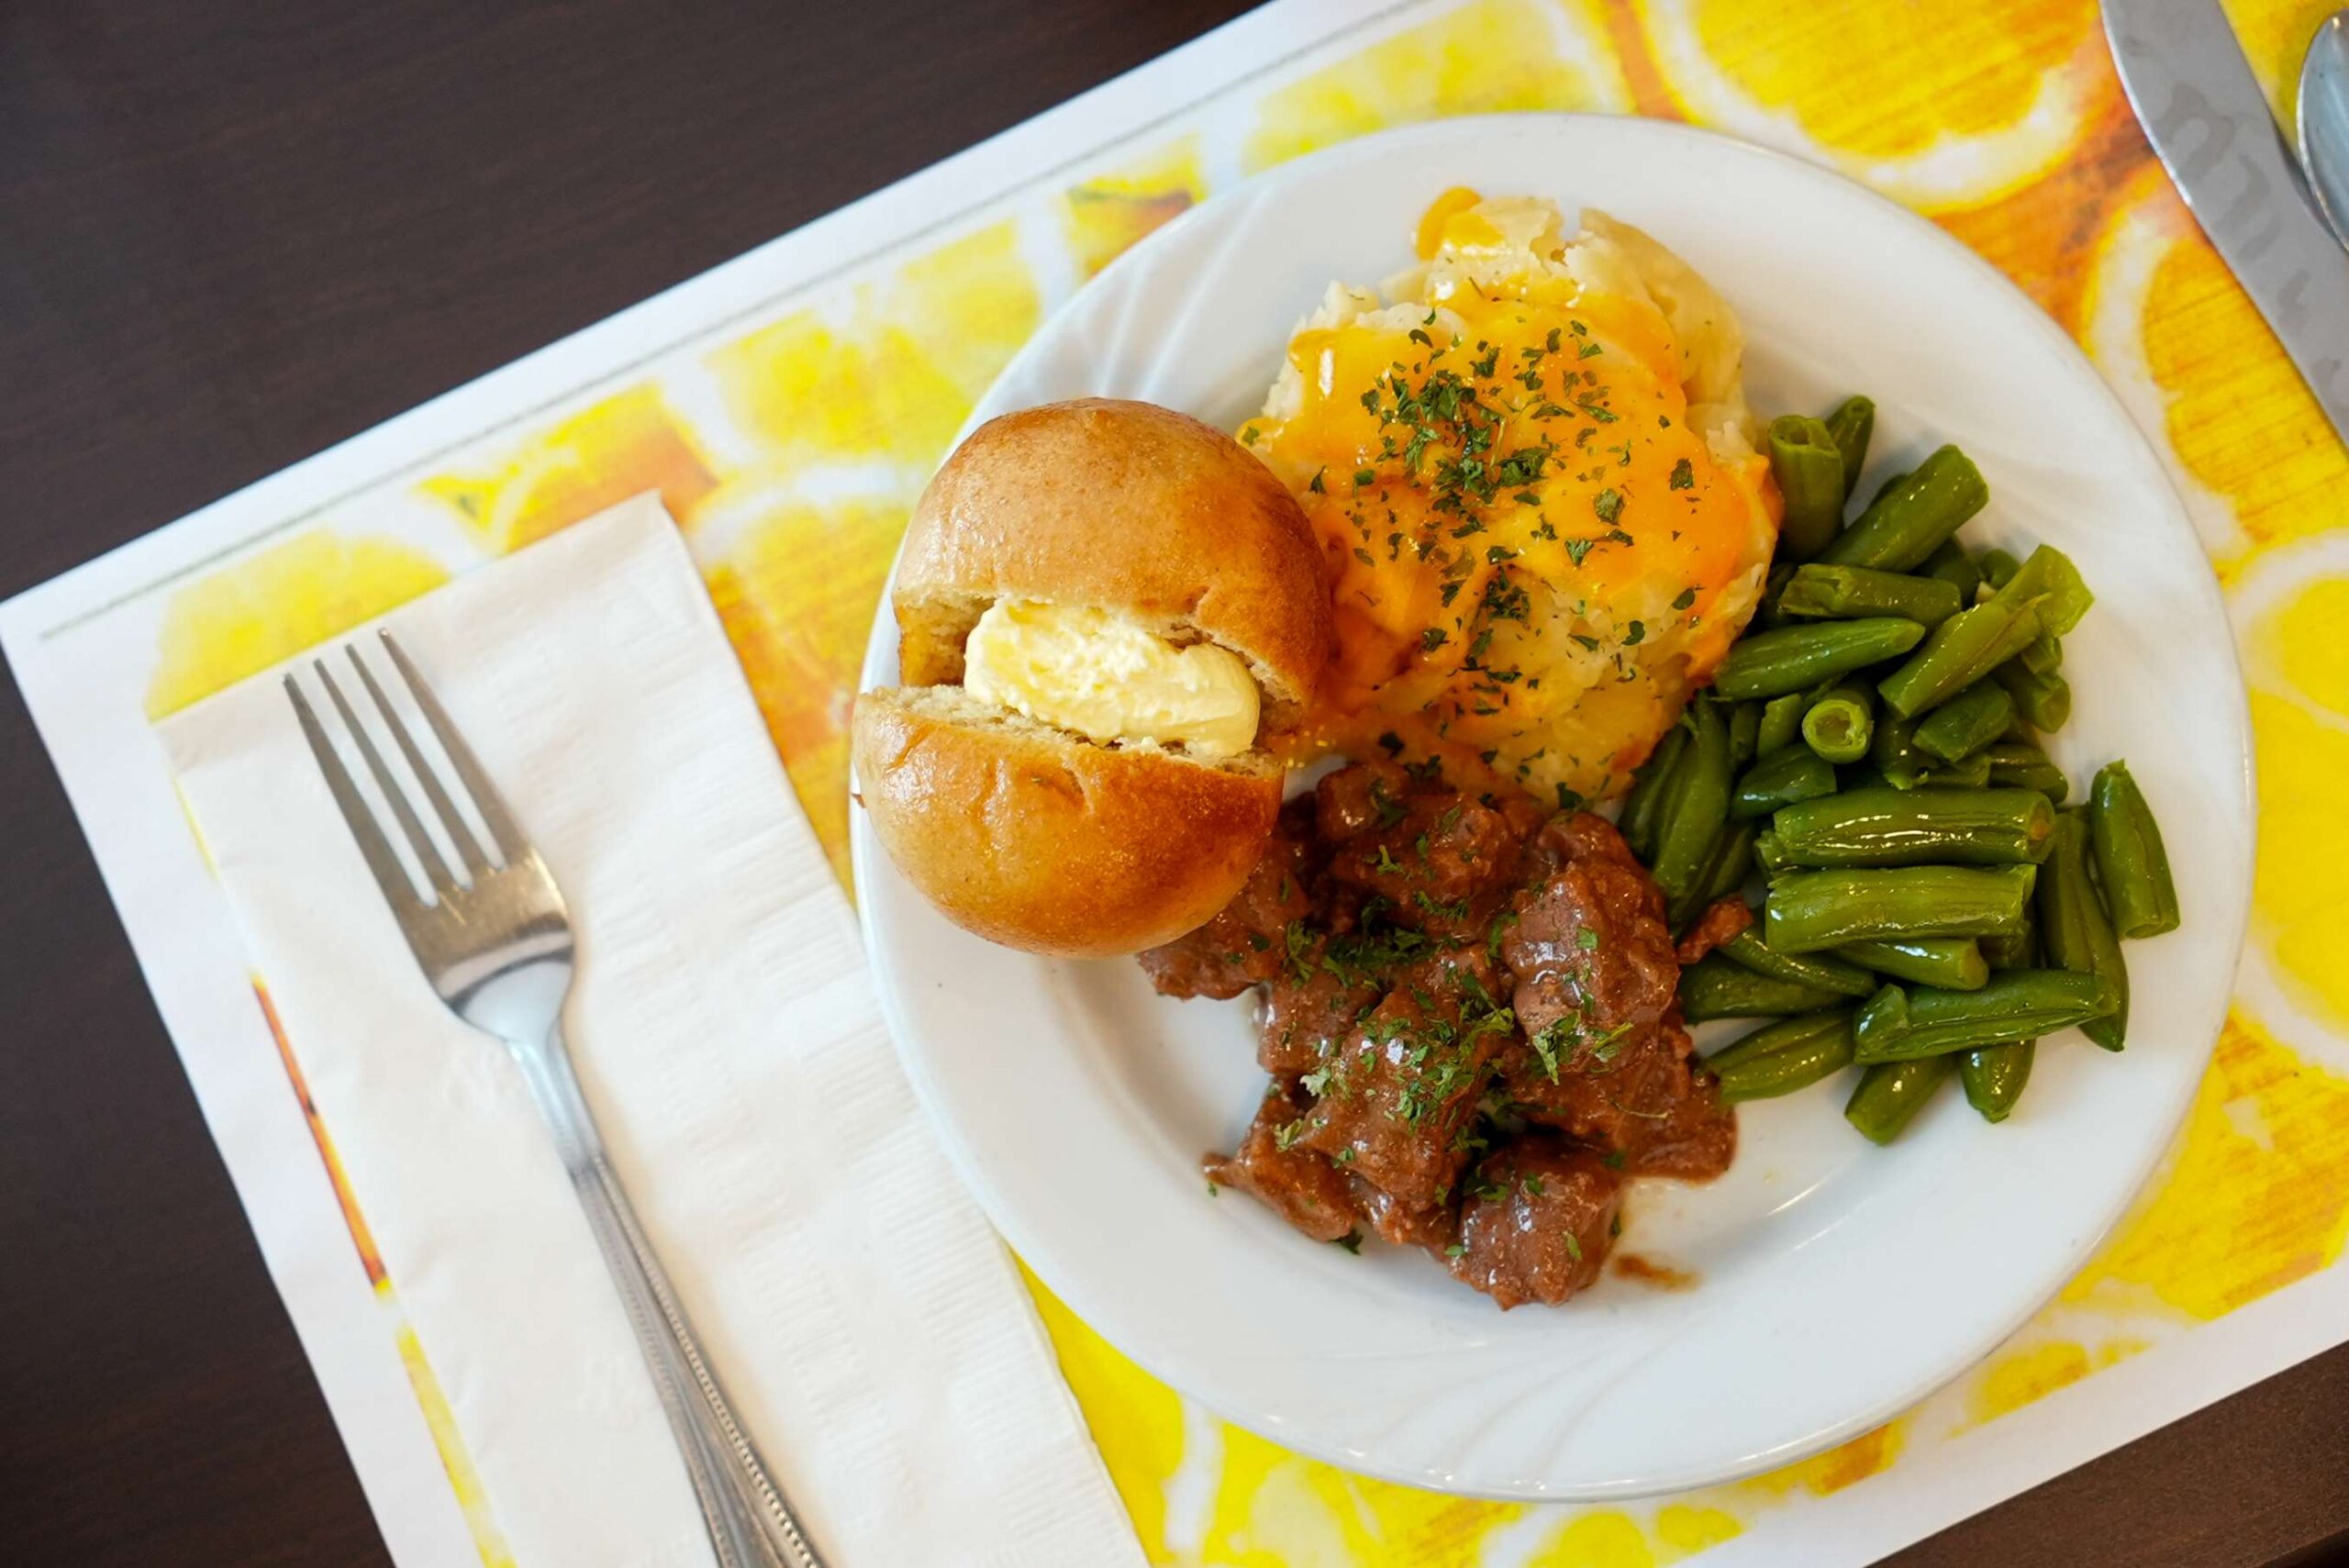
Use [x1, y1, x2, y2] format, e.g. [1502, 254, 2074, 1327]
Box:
[848, 110, 2257, 1499]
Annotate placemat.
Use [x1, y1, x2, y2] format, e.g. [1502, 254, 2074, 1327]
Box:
[6, 2, 2343, 1563]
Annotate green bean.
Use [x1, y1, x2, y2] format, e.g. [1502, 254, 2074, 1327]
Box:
[1816, 446, 1989, 572]
[1967, 906, 2039, 1119]
[1753, 830, 1792, 873]
[1962, 1041, 2034, 1123]
[1913, 679, 2016, 763]
[1714, 617, 1927, 701]
[2019, 630, 2063, 676]
[1771, 787, 2057, 867]
[1718, 929, 1878, 996]
[1839, 763, 1891, 793]
[1697, 820, 1761, 907]
[1777, 564, 1963, 627]
[1921, 539, 1982, 606]
[1619, 724, 1687, 862]
[1672, 820, 1758, 929]
[1994, 662, 2071, 732]
[2038, 810, 2128, 1049]
[1802, 683, 1876, 764]
[1756, 691, 1809, 757]
[1769, 415, 1847, 562]
[1680, 954, 1845, 1021]
[1651, 698, 1731, 905]
[1764, 863, 2037, 953]
[1979, 906, 2038, 970]
[1876, 599, 2043, 718]
[1731, 745, 1838, 819]
[1708, 1009, 1858, 1102]
[1845, 1055, 1955, 1144]
[1753, 561, 1799, 628]
[1839, 938, 1990, 991]
[1851, 969, 2119, 1062]
[1728, 701, 1762, 772]
[1995, 544, 2094, 637]
[1918, 751, 1995, 789]
[1984, 742, 2069, 805]
[1823, 396, 1875, 501]
[1976, 548, 2021, 589]
[1869, 707, 1928, 789]
[2088, 761, 2179, 940]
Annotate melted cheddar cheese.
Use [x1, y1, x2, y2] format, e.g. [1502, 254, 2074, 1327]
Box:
[1243, 193, 1781, 803]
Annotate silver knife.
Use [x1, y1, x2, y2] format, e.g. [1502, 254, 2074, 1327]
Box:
[2105, 0, 2349, 445]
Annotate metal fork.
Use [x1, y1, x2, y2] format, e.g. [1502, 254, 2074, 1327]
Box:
[287, 629, 829, 1568]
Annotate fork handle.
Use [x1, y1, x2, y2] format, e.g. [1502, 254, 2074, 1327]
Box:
[514, 1028, 830, 1568]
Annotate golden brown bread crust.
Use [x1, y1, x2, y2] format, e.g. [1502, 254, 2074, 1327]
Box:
[853, 686, 1280, 956]
[893, 398, 1331, 729]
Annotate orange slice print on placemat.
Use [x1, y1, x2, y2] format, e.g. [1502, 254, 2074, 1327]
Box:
[704, 220, 1041, 473]
[417, 384, 718, 555]
[145, 530, 451, 719]
[1059, 137, 1208, 279]
[2221, 0, 2343, 126]
[1628, 0, 2115, 211]
[2080, 161, 2349, 571]
[2229, 537, 2349, 1051]
[700, 486, 911, 887]
[1242, 0, 1631, 173]
[2059, 1011, 2349, 1323]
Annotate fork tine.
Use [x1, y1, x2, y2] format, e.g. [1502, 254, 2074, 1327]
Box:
[286, 674, 422, 910]
[378, 629, 527, 862]
[346, 645, 493, 878]
[315, 658, 458, 896]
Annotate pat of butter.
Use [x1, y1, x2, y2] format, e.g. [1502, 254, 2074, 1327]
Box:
[963, 599, 1260, 758]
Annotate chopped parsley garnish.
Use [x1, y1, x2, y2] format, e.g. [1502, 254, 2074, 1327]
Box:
[1672, 586, 1698, 609]
[1669, 457, 1695, 490]
[1593, 488, 1624, 525]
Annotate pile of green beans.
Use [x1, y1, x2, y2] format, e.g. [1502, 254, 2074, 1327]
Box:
[1664, 392, 2180, 1142]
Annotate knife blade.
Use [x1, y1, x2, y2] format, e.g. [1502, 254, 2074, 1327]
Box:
[2104, 0, 2349, 445]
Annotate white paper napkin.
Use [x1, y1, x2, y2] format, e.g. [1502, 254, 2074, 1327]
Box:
[158, 495, 1144, 1568]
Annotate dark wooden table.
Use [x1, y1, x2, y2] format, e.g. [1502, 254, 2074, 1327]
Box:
[4, 3, 2347, 1564]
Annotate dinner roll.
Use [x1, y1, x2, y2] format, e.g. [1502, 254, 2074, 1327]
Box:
[853, 687, 1282, 955]
[891, 398, 1330, 732]
[855, 398, 1330, 956]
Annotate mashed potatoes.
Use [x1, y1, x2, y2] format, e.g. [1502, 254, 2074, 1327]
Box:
[1241, 190, 1781, 803]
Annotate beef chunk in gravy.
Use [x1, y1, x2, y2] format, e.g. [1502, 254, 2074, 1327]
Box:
[1294, 948, 1510, 1215]
[1202, 1081, 1360, 1244]
[1142, 762, 1737, 1307]
[1447, 1139, 1622, 1308]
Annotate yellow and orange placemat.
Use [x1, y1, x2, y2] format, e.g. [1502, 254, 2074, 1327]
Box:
[6, 3, 2345, 1564]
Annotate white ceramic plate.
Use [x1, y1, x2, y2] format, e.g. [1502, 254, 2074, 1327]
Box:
[850, 116, 2254, 1499]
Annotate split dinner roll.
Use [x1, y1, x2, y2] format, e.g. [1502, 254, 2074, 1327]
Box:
[854, 398, 1331, 956]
